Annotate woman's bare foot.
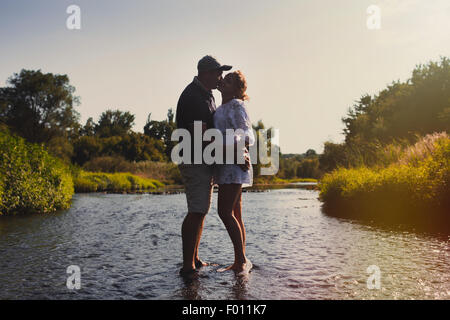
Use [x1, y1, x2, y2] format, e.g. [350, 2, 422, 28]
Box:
[236, 258, 252, 275]
[217, 264, 235, 273]
[194, 258, 209, 268]
[217, 258, 252, 274]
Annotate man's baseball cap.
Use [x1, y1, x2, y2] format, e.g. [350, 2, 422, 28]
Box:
[197, 55, 232, 72]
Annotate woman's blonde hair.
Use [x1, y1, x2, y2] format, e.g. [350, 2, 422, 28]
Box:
[230, 70, 249, 101]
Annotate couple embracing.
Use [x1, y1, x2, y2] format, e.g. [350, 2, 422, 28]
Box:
[176, 55, 254, 277]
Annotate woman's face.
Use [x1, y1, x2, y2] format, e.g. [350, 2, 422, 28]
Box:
[218, 73, 236, 95]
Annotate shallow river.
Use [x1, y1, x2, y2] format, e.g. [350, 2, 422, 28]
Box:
[0, 188, 448, 299]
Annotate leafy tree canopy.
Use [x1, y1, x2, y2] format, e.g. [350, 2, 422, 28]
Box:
[0, 69, 80, 143]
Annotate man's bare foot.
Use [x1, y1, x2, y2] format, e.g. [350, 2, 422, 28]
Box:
[179, 267, 198, 278]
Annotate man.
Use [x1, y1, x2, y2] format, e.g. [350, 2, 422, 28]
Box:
[176, 55, 232, 275]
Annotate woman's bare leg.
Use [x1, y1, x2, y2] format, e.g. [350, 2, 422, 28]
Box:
[232, 189, 246, 253]
[218, 184, 248, 273]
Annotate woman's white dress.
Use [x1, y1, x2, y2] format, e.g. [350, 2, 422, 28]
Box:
[213, 98, 255, 187]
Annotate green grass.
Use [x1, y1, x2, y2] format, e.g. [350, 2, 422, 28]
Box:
[80, 157, 183, 185]
[253, 176, 318, 185]
[319, 133, 450, 227]
[0, 129, 74, 215]
[286, 177, 318, 183]
[73, 171, 164, 193]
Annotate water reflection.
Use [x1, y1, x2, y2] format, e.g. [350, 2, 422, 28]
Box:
[231, 275, 250, 300]
[0, 190, 448, 300]
[180, 275, 201, 300]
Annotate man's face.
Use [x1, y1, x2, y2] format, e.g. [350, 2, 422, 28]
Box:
[203, 69, 223, 90]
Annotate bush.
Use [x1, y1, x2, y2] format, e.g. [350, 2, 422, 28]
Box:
[0, 173, 4, 209]
[73, 176, 98, 192]
[68, 162, 83, 179]
[132, 161, 182, 184]
[82, 156, 134, 173]
[0, 129, 74, 215]
[319, 132, 450, 227]
[296, 158, 321, 178]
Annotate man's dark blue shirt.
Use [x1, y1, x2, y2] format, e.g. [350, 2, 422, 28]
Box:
[176, 77, 217, 164]
[176, 76, 216, 131]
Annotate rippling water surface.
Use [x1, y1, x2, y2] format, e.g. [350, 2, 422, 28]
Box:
[0, 189, 449, 299]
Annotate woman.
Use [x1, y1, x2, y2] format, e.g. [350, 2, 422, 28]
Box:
[214, 70, 255, 275]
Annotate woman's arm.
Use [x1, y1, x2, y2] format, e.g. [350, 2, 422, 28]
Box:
[229, 100, 255, 147]
[222, 100, 254, 170]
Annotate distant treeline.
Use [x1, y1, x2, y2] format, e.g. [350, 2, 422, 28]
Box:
[0, 69, 321, 181]
[1, 57, 449, 218]
[2, 57, 447, 185]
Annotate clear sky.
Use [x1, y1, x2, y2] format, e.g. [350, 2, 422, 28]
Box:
[1, 0, 449, 153]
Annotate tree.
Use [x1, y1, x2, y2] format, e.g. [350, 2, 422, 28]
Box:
[119, 132, 166, 162]
[319, 141, 348, 172]
[82, 117, 96, 136]
[95, 109, 135, 138]
[0, 69, 80, 144]
[72, 135, 103, 165]
[46, 135, 74, 164]
[305, 149, 317, 158]
[342, 57, 450, 145]
[321, 57, 450, 173]
[144, 108, 176, 159]
[296, 158, 321, 178]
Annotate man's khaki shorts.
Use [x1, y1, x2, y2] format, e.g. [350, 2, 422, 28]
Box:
[178, 164, 214, 214]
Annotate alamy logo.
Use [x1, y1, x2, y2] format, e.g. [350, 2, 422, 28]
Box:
[170, 121, 279, 175]
[366, 265, 381, 289]
[66, 265, 81, 290]
[366, 5, 381, 30]
[66, 5, 81, 30]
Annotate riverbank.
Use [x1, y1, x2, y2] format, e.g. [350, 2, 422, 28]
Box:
[73, 170, 164, 193]
[75, 181, 319, 195]
[319, 132, 450, 231]
[0, 127, 319, 216]
[0, 128, 169, 216]
[72, 168, 318, 194]
[254, 177, 318, 184]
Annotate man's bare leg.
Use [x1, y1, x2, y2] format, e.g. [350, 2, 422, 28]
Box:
[181, 212, 206, 274]
[194, 217, 209, 267]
